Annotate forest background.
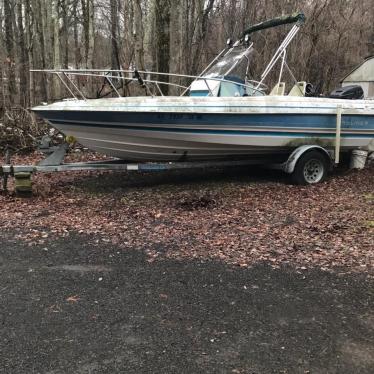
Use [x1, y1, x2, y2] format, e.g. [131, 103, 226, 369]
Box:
[0, 0, 373, 143]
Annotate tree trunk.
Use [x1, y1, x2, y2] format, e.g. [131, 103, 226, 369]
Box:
[17, 0, 29, 107]
[0, 6, 5, 108]
[110, 0, 121, 70]
[133, 0, 145, 70]
[52, 0, 61, 99]
[369, 5, 374, 56]
[25, 0, 35, 105]
[44, 0, 53, 70]
[143, 0, 156, 71]
[88, 0, 95, 69]
[155, 0, 170, 94]
[190, 0, 215, 74]
[81, 0, 95, 69]
[80, 0, 95, 96]
[73, 1, 81, 68]
[61, 0, 69, 69]
[4, 0, 18, 106]
[169, 0, 182, 94]
[32, 0, 48, 101]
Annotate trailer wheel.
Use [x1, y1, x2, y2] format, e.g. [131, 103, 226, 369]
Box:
[291, 151, 329, 185]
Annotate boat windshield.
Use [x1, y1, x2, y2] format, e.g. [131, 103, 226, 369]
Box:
[204, 46, 253, 78]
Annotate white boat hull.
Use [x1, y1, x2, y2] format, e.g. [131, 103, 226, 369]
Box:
[33, 96, 374, 161]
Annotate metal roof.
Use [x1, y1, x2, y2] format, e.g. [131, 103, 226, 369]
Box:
[341, 56, 374, 83]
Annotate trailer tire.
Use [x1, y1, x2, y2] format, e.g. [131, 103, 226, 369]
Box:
[291, 151, 329, 185]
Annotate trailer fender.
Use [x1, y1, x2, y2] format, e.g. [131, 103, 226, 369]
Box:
[283, 145, 333, 174]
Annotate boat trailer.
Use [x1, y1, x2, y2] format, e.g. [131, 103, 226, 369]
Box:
[0, 143, 370, 195]
[1, 142, 280, 195]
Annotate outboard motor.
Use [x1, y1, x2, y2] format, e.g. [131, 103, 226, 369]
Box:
[329, 85, 364, 100]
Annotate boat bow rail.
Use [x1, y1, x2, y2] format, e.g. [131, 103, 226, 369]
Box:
[30, 69, 267, 100]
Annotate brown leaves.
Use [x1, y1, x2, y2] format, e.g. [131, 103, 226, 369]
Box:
[1, 152, 373, 273]
[66, 295, 80, 303]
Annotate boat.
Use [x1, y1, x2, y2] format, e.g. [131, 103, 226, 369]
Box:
[31, 13, 374, 169]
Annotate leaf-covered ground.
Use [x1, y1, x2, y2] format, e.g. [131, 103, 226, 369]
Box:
[1, 152, 373, 273]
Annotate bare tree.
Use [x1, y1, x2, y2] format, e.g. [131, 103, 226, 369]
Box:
[24, 0, 35, 104]
[4, 0, 17, 105]
[72, 1, 81, 68]
[52, 0, 61, 98]
[61, 0, 69, 69]
[369, 4, 374, 56]
[31, 0, 48, 101]
[110, 0, 120, 70]
[16, 0, 29, 106]
[154, 0, 170, 93]
[190, 0, 215, 74]
[168, 0, 182, 94]
[81, 0, 95, 69]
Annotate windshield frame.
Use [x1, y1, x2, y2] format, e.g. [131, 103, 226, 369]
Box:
[204, 42, 254, 79]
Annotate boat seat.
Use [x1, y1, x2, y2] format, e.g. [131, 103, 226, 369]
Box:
[270, 82, 286, 96]
[288, 81, 307, 96]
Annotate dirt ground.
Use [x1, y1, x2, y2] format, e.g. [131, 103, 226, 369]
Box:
[0, 158, 373, 373]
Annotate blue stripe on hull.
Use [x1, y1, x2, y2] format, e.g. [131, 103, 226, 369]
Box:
[34, 110, 374, 132]
[50, 119, 373, 138]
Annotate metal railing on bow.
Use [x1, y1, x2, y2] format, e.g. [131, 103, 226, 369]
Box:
[30, 69, 267, 100]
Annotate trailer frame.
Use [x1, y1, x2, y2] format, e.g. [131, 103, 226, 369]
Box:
[1, 143, 291, 194]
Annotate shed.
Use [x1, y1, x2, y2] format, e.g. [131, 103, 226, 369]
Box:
[341, 56, 374, 98]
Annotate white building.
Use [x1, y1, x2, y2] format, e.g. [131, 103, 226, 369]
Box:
[342, 56, 374, 98]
